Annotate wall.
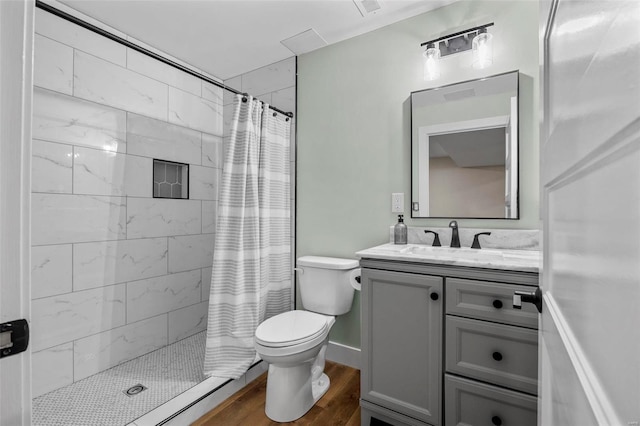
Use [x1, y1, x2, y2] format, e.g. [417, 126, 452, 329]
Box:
[429, 157, 505, 217]
[0, 1, 34, 423]
[297, 0, 539, 348]
[223, 58, 297, 307]
[30, 7, 223, 397]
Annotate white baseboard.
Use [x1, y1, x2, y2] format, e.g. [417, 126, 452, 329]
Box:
[326, 341, 361, 370]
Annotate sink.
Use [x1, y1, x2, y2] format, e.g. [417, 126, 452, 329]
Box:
[355, 243, 541, 272]
[401, 245, 504, 259]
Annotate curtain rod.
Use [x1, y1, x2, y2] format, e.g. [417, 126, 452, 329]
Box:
[35, 0, 294, 118]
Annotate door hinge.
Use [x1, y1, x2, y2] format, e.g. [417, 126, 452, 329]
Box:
[0, 319, 29, 358]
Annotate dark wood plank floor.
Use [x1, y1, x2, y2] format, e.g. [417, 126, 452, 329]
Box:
[192, 361, 361, 426]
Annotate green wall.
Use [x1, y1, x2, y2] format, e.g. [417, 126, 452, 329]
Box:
[296, 0, 539, 348]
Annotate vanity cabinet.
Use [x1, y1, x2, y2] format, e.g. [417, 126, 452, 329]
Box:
[359, 258, 539, 426]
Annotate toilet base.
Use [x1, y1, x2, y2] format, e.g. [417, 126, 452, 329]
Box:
[264, 362, 330, 422]
[312, 372, 330, 402]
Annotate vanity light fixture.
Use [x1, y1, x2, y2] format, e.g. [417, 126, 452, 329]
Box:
[472, 27, 493, 69]
[423, 43, 441, 81]
[421, 23, 494, 80]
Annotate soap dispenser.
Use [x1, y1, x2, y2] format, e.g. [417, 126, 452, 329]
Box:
[394, 215, 407, 245]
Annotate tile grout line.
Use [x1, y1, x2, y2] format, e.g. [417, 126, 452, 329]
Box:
[31, 231, 215, 249]
[31, 266, 206, 303]
[124, 277, 128, 325]
[34, 299, 205, 358]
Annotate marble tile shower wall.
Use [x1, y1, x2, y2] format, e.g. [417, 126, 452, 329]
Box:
[223, 58, 297, 307]
[31, 9, 223, 398]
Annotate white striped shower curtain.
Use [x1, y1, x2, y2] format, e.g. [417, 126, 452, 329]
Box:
[204, 95, 292, 379]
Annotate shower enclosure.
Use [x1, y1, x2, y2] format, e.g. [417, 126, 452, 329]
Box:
[29, 3, 295, 424]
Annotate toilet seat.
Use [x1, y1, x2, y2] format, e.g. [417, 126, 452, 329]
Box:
[255, 310, 330, 348]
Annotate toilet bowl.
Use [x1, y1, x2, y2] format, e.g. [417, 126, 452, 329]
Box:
[254, 256, 360, 422]
[255, 310, 336, 422]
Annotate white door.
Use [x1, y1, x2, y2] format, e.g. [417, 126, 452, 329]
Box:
[539, 0, 640, 424]
[0, 0, 34, 424]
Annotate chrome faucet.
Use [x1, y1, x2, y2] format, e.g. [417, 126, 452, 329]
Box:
[449, 220, 460, 248]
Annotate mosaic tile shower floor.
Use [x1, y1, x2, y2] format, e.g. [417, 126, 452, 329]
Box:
[33, 331, 207, 426]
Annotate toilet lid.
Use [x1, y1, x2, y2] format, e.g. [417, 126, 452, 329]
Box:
[255, 311, 329, 348]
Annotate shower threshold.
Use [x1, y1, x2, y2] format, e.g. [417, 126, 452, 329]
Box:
[32, 331, 265, 426]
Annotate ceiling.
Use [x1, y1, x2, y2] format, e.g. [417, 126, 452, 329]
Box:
[430, 128, 506, 168]
[60, 0, 456, 81]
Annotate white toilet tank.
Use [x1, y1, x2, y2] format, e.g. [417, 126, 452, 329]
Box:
[296, 256, 359, 316]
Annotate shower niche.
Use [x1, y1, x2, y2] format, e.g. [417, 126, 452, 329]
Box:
[153, 159, 189, 199]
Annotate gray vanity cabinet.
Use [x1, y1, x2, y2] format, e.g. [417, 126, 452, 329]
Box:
[361, 268, 443, 426]
[359, 258, 539, 426]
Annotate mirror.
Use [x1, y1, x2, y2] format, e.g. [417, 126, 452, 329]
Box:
[411, 71, 519, 219]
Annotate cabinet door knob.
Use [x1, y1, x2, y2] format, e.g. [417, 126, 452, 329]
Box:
[492, 299, 503, 309]
[491, 415, 503, 426]
[492, 351, 503, 361]
[430, 292, 439, 301]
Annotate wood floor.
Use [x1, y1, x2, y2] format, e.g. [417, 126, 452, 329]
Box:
[192, 361, 361, 426]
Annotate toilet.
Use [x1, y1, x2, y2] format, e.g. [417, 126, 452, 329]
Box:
[254, 256, 360, 422]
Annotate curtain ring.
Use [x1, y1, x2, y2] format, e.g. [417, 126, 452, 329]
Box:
[286, 117, 290, 122]
[242, 96, 247, 103]
[273, 112, 277, 117]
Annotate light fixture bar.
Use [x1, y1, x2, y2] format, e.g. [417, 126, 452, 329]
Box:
[420, 22, 494, 47]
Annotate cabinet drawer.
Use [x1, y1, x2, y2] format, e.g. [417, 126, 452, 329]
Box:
[446, 278, 538, 329]
[444, 374, 537, 426]
[446, 316, 538, 395]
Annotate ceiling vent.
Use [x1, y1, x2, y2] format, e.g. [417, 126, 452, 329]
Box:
[353, 0, 382, 17]
[281, 28, 328, 55]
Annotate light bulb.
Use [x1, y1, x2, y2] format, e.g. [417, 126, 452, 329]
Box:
[423, 44, 440, 81]
[472, 30, 493, 69]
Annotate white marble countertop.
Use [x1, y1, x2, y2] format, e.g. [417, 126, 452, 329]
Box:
[356, 243, 541, 273]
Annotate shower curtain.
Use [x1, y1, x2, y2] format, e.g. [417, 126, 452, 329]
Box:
[204, 95, 292, 379]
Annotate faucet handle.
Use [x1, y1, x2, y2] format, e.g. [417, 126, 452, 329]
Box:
[424, 230, 441, 247]
[471, 232, 491, 249]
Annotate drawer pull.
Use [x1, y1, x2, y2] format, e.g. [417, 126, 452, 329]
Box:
[492, 299, 503, 309]
[430, 292, 439, 301]
[491, 415, 503, 426]
[492, 351, 503, 361]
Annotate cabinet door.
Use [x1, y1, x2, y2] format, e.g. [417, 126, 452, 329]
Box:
[361, 268, 443, 425]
